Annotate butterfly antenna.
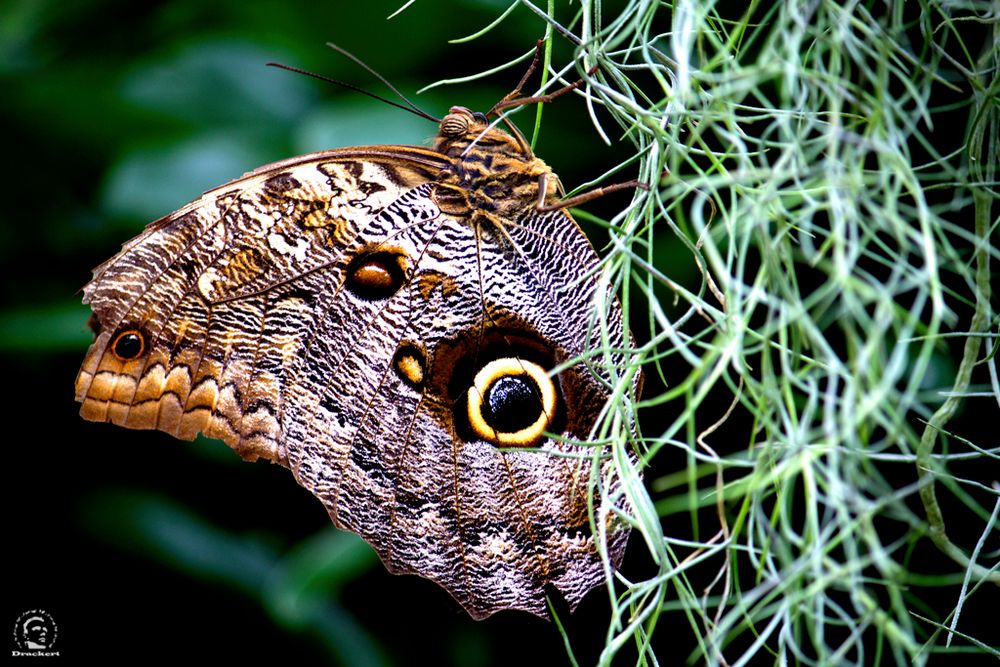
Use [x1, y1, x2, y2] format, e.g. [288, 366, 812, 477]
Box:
[266, 57, 439, 123]
[328, 42, 440, 121]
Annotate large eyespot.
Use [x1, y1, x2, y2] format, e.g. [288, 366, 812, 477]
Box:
[111, 329, 145, 361]
[467, 357, 556, 447]
[345, 251, 407, 300]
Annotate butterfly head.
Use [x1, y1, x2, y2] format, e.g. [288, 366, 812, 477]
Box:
[435, 106, 531, 159]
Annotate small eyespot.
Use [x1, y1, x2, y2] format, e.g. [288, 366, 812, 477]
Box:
[440, 112, 470, 137]
[111, 330, 145, 360]
[467, 357, 556, 447]
[345, 251, 407, 300]
[393, 343, 427, 390]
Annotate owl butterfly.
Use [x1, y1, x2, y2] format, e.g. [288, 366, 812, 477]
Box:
[75, 47, 640, 619]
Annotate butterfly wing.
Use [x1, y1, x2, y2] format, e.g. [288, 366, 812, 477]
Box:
[278, 183, 634, 618]
[76, 147, 444, 461]
[76, 149, 635, 619]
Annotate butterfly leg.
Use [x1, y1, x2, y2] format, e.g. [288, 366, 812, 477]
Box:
[535, 172, 649, 212]
[490, 40, 600, 116]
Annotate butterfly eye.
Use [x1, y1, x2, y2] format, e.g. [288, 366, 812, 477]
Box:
[440, 112, 470, 137]
[346, 251, 407, 300]
[467, 357, 556, 447]
[111, 329, 145, 360]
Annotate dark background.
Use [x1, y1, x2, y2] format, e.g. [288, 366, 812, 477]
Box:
[2, 1, 668, 664]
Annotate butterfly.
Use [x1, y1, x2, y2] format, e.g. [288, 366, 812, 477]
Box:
[75, 51, 640, 619]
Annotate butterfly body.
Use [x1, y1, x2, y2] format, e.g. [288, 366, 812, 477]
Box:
[76, 106, 637, 619]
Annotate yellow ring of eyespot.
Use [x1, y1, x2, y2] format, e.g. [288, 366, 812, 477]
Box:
[467, 357, 556, 447]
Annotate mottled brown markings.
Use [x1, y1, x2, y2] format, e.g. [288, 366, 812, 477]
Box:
[319, 320, 413, 525]
[300, 202, 337, 229]
[224, 248, 270, 285]
[263, 172, 301, 193]
[147, 212, 233, 442]
[310, 210, 454, 527]
[185, 181, 311, 445]
[234, 290, 275, 444]
[281, 287, 315, 305]
[291, 233, 386, 390]
[445, 240, 594, 601]
[381, 385, 436, 568]
[178, 301, 221, 434]
[507, 212, 595, 274]
[448, 403, 473, 609]
[176, 255, 200, 286]
[77, 104, 638, 620]
[108, 214, 230, 430]
[469, 358, 568, 592]
[414, 270, 459, 301]
[356, 179, 387, 197]
[349, 435, 391, 486]
[319, 393, 352, 428]
[499, 453, 551, 581]
[163, 182, 294, 455]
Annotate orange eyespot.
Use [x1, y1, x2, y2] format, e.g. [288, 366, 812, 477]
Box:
[345, 251, 407, 300]
[111, 330, 145, 360]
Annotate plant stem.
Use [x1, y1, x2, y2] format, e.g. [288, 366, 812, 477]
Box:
[915, 29, 999, 585]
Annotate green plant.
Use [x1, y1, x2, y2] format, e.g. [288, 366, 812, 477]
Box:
[441, 1, 999, 664]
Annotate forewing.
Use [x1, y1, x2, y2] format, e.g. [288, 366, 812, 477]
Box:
[75, 147, 442, 462]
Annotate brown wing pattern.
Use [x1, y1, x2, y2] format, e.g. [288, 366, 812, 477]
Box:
[273, 185, 632, 617]
[76, 148, 441, 461]
[76, 111, 637, 619]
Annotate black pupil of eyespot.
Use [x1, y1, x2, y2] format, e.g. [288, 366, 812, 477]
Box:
[114, 332, 143, 358]
[483, 375, 541, 433]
